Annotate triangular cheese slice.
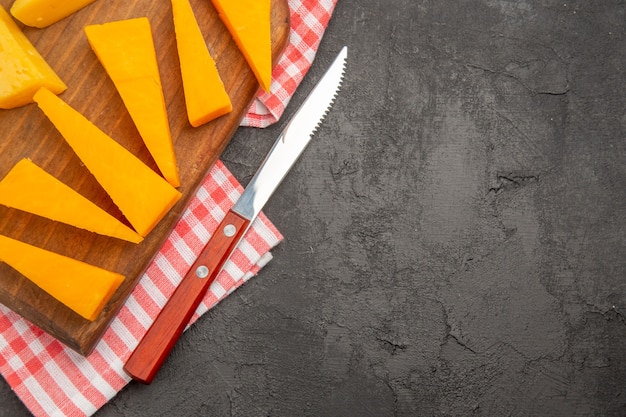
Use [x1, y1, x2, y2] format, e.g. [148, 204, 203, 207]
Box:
[0, 6, 66, 109]
[0, 159, 142, 243]
[84, 17, 180, 187]
[11, 0, 97, 28]
[33, 87, 182, 237]
[211, 0, 272, 92]
[0, 234, 125, 321]
[172, 0, 232, 127]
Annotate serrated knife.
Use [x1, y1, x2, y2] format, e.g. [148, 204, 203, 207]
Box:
[124, 46, 347, 384]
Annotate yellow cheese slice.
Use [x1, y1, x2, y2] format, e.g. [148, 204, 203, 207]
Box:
[84, 18, 180, 187]
[10, 0, 97, 28]
[0, 234, 124, 321]
[0, 6, 66, 109]
[171, 0, 232, 127]
[0, 159, 142, 243]
[33, 87, 182, 237]
[211, 0, 272, 92]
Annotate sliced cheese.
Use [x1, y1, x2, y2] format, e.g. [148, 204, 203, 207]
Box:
[0, 6, 66, 109]
[211, 0, 272, 92]
[0, 234, 124, 321]
[10, 0, 97, 28]
[172, 0, 232, 127]
[33, 87, 182, 237]
[0, 159, 142, 243]
[84, 18, 180, 187]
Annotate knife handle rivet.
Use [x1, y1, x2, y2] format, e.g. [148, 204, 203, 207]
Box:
[223, 224, 236, 237]
[196, 265, 209, 279]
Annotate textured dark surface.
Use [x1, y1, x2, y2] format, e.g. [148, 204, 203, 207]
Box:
[2, 0, 626, 416]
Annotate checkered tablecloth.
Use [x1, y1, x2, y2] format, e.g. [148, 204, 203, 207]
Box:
[0, 1, 337, 415]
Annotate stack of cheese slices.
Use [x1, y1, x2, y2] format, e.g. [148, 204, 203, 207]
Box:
[0, 0, 271, 323]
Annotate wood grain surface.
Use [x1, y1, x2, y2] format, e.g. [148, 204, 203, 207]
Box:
[0, 0, 290, 355]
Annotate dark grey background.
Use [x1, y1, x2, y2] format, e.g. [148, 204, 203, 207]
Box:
[2, 0, 625, 416]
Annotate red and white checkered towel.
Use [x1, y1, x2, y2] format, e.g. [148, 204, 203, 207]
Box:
[0, 1, 337, 416]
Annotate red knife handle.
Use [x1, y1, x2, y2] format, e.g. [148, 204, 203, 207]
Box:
[124, 210, 250, 384]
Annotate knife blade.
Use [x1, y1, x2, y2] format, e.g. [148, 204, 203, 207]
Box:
[124, 46, 347, 384]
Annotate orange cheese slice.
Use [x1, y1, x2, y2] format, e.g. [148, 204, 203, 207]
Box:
[33, 87, 182, 237]
[10, 0, 97, 28]
[0, 6, 66, 109]
[171, 0, 232, 127]
[0, 234, 124, 321]
[211, 0, 272, 92]
[84, 18, 180, 187]
[0, 159, 142, 243]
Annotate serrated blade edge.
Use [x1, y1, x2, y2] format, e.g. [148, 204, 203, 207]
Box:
[232, 47, 348, 220]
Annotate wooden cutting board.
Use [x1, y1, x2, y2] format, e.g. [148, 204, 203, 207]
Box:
[0, 0, 290, 355]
